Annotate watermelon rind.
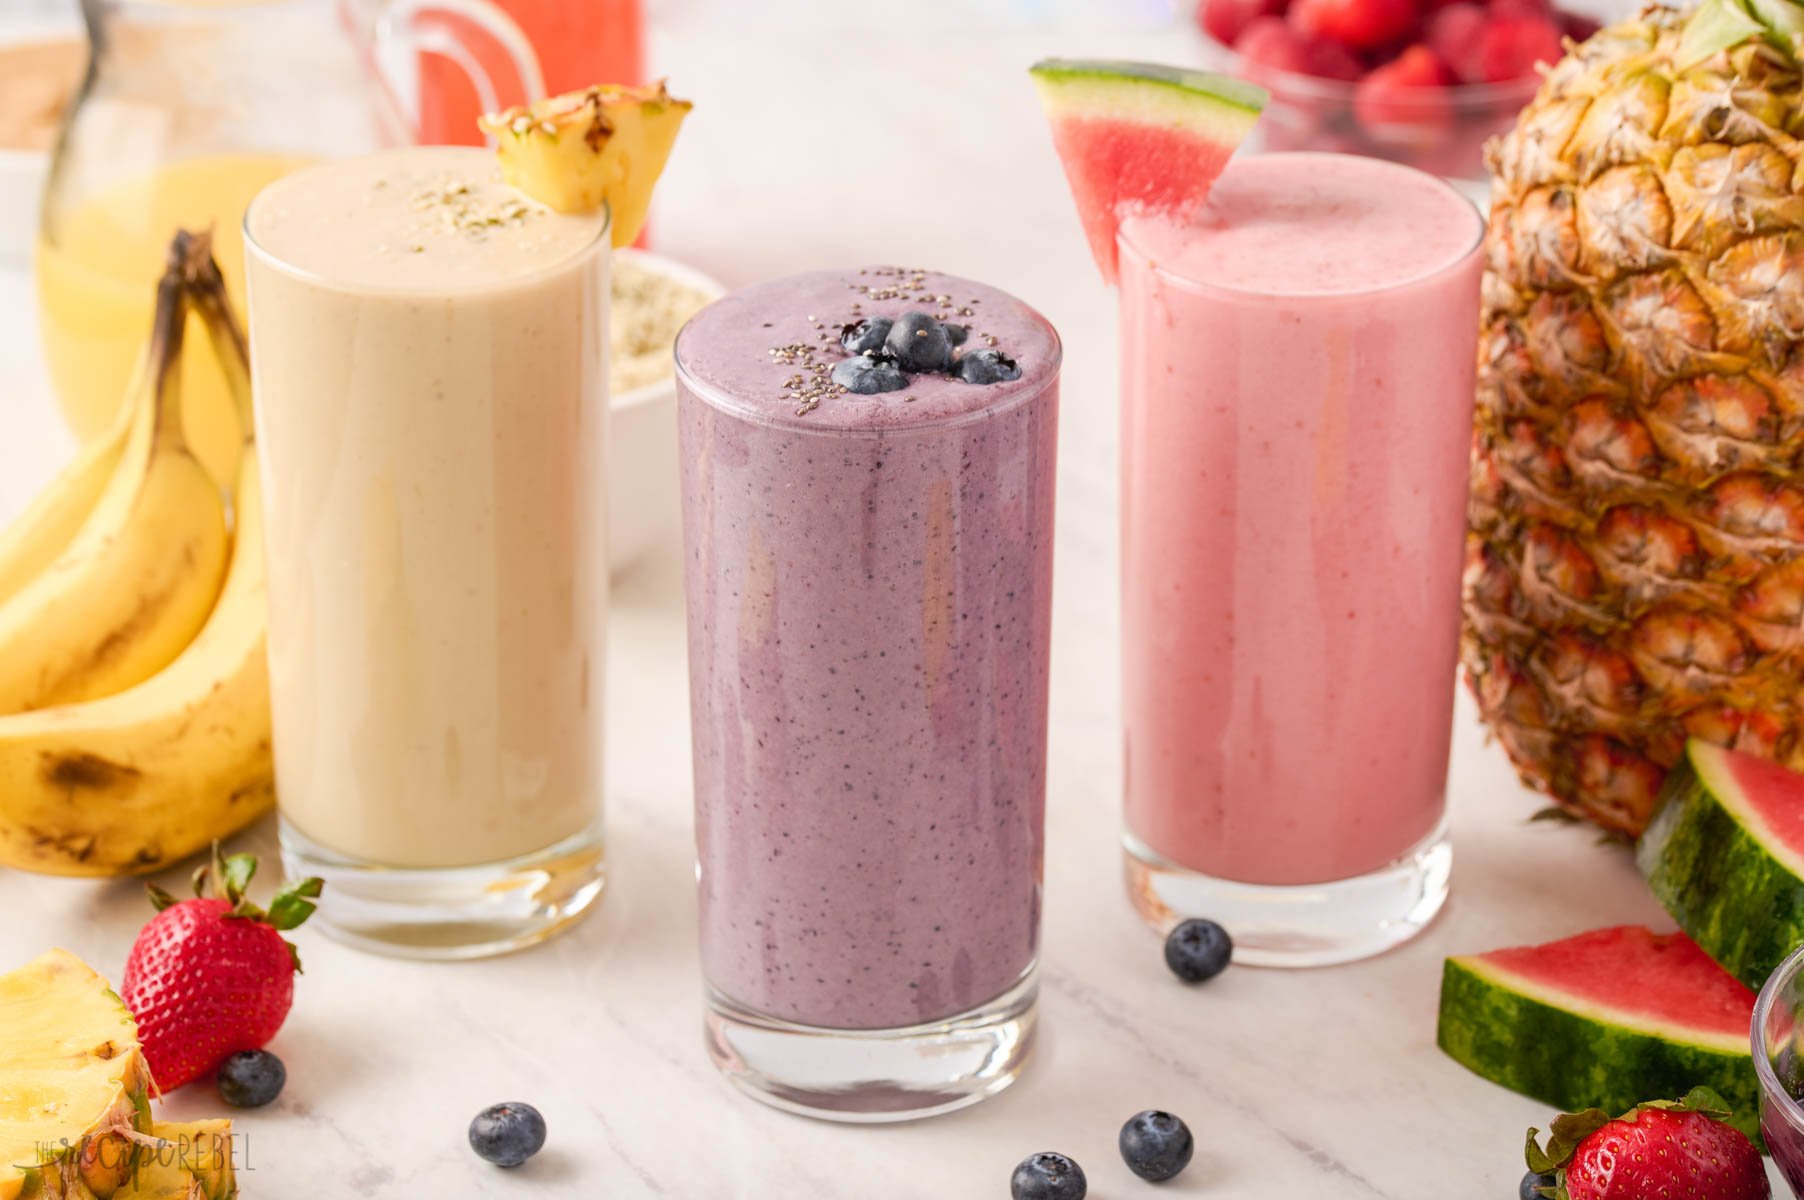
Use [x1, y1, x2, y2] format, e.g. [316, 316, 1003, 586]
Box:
[1639, 739, 1804, 992]
[1437, 952, 1759, 1139]
[1028, 59, 1267, 125]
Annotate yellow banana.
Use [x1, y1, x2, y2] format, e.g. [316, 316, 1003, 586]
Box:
[0, 241, 229, 713]
[0, 409, 128, 602]
[0, 246, 271, 877]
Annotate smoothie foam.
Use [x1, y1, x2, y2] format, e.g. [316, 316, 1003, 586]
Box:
[678, 268, 1059, 1030]
[1118, 153, 1483, 887]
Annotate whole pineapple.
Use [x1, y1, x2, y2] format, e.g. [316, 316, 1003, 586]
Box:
[1469, 0, 1804, 835]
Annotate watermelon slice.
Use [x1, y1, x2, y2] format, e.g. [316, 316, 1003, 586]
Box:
[1029, 59, 1266, 283]
[1639, 739, 1804, 992]
[1437, 925, 1760, 1138]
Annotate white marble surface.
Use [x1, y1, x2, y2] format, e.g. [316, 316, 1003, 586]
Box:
[0, 2, 1781, 1197]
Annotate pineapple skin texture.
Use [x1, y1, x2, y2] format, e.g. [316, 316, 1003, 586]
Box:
[113, 1122, 235, 1200]
[1468, 4, 1804, 834]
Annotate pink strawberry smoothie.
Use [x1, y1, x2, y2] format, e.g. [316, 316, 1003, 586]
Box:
[1118, 152, 1483, 886]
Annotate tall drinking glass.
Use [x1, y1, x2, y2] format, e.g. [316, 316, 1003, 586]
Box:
[244, 145, 609, 958]
[1117, 152, 1483, 966]
[676, 268, 1060, 1120]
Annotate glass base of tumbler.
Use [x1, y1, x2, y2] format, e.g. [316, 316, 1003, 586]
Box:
[1123, 824, 1451, 967]
[703, 969, 1038, 1123]
[279, 818, 605, 961]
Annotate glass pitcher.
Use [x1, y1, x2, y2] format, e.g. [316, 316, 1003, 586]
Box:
[36, 0, 543, 486]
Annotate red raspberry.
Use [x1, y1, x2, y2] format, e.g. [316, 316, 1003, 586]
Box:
[1198, 0, 1287, 46]
[1474, 12, 1564, 81]
[1289, 0, 1416, 50]
[1425, 3, 1489, 82]
[1353, 44, 1454, 137]
[1236, 15, 1312, 73]
[1303, 34, 1365, 79]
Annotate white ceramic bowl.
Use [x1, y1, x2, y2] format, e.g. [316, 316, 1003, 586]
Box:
[608, 247, 724, 576]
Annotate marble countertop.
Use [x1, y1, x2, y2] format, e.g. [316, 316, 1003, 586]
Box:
[1, 3, 1775, 1197]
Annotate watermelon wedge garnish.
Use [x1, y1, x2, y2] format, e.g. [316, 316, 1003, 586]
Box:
[1640, 739, 1804, 991]
[1029, 59, 1266, 283]
[1437, 925, 1760, 1139]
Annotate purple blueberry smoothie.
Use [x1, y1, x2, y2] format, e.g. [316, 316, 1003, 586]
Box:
[676, 267, 1060, 1032]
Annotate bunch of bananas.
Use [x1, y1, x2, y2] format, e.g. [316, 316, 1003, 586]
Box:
[0, 230, 272, 876]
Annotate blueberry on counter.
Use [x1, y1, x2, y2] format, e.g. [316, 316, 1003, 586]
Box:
[1164, 918, 1233, 983]
[1520, 1171, 1557, 1199]
[885, 311, 954, 373]
[840, 317, 894, 356]
[954, 349, 1022, 385]
[469, 1102, 547, 1168]
[1119, 1110, 1194, 1182]
[216, 1049, 285, 1108]
[1011, 1152, 1087, 1200]
[832, 354, 908, 395]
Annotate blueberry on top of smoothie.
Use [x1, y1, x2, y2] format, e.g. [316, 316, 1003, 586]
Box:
[885, 311, 955, 373]
[840, 316, 894, 356]
[698, 268, 1055, 421]
[954, 348, 1021, 385]
[831, 354, 908, 395]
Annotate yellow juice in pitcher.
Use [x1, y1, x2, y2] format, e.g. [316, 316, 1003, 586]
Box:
[36, 154, 309, 483]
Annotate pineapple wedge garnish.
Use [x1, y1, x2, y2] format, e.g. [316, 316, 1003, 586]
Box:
[114, 1121, 235, 1200]
[480, 80, 692, 246]
[0, 950, 153, 1200]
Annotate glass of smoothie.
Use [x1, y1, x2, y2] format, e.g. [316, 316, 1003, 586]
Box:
[676, 267, 1060, 1120]
[1117, 152, 1483, 966]
[243, 145, 609, 959]
[1757, 944, 1804, 1195]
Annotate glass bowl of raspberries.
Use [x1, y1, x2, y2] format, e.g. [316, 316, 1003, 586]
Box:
[1192, 0, 1602, 184]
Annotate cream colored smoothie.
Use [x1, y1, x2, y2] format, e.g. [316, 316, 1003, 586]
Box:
[244, 147, 608, 948]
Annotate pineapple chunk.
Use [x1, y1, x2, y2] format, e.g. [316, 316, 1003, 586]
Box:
[114, 1122, 235, 1200]
[480, 81, 692, 245]
[0, 951, 152, 1200]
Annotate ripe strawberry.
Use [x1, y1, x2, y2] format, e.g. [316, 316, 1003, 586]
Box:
[1473, 12, 1565, 81]
[1524, 1088, 1769, 1200]
[1426, 4, 1489, 82]
[1302, 33, 1365, 80]
[1288, 0, 1415, 51]
[1199, 0, 1287, 47]
[1236, 16, 1313, 74]
[121, 848, 323, 1090]
[1353, 44, 1454, 138]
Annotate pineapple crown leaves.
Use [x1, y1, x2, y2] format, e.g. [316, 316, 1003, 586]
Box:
[145, 844, 325, 973]
[1677, 0, 1804, 70]
[1524, 1087, 1737, 1195]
